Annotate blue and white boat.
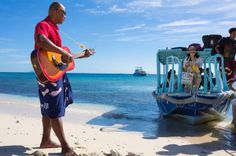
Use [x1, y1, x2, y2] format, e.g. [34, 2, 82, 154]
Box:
[133, 66, 147, 76]
[152, 48, 235, 124]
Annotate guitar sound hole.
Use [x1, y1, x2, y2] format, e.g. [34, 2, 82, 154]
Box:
[52, 55, 68, 71]
[61, 55, 67, 63]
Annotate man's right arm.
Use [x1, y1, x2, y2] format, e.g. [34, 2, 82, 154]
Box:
[36, 34, 72, 63]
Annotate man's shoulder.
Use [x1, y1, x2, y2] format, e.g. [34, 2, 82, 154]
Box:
[36, 20, 50, 28]
[36, 17, 52, 28]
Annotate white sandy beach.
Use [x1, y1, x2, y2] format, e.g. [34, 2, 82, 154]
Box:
[0, 94, 235, 156]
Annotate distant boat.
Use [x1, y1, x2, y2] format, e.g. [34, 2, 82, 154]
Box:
[133, 67, 147, 76]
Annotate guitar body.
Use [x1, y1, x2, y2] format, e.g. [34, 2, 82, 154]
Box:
[31, 47, 75, 83]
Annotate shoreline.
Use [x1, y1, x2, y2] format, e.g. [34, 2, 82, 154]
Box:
[0, 94, 235, 155]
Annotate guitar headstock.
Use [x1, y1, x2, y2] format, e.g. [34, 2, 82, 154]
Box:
[84, 48, 95, 56]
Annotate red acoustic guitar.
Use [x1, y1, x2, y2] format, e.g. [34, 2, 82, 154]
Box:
[31, 47, 94, 83]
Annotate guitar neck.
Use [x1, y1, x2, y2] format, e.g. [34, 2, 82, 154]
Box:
[72, 51, 85, 59]
[72, 48, 95, 59]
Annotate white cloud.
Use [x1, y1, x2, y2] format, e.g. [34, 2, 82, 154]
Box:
[0, 37, 13, 42]
[115, 24, 146, 32]
[87, 0, 162, 14]
[186, 1, 236, 17]
[108, 4, 128, 13]
[84, 8, 107, 14]
[163, 0, 207, 7]
[0, 48, 17, 53]
[82, 0, 233, 44]
[218, 21, 236, 25]
[213, 2, 236, 12]
[100, 32, 126, 38]
[127, 0, 162, 8]
[159, 19, 210, 28]
[115, 34, 158, 42]
[83, 0, 236, 20]
[162, 27, 206, 34]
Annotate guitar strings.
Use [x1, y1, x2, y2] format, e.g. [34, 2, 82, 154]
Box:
[60, 31, 96, 56]
[60, 30, 86, 49]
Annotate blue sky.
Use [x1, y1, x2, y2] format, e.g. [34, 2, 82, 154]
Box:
[0, 0, 236, 74]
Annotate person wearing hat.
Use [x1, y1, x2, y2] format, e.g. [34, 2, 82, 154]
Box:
[183, 45, 203, 93]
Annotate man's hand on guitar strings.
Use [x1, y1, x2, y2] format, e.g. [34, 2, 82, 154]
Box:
[61, 53, 73, 63]
[58, 47, 73, 63]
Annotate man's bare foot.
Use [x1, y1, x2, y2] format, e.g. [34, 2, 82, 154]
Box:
[62, 146, 78, 156]
[40, 140, 61, 148]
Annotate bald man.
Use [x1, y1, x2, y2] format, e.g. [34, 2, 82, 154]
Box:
[34, 2, 91, 156]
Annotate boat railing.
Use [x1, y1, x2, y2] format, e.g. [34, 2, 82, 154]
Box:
[203, 54, 229, 92]
[160, 56, 182, 93]
[156, 48, 228, 94]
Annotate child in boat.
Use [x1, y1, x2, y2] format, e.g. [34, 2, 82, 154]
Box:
[183, 45, 203, 93]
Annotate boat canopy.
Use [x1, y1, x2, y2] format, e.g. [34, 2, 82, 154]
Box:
[156, 48, 229, 94]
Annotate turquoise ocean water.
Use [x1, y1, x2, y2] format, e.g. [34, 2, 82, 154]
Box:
[0, 72, 236, 149]
[0, 72, 159, 134]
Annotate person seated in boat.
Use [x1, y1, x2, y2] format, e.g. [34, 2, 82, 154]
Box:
[183, 45, 203, 93]
[199, 67, 216, 90]
[160, 69, 177, 90]
[166, 69, 177, 88]
[215, 27, 236, 91]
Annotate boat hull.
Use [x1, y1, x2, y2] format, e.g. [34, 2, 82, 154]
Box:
[152, 91, 234, 124]
[133, 73, 147, 76]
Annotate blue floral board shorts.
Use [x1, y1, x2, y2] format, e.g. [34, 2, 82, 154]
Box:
[38, 74, 73, 118]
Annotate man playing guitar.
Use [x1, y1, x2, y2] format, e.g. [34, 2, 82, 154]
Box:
[33, 2, 94, 156]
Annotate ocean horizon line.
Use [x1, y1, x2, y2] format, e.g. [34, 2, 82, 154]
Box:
[0, 71, 157, 75]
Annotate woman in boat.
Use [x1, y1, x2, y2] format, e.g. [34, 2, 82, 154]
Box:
[183, 45, 203, 93]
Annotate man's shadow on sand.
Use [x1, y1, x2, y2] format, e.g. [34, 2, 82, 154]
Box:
[0, 145, 30, 156]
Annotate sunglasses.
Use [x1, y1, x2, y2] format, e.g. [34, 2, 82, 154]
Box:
[56, 9, 66, 16]
[60, 9, 66, 15]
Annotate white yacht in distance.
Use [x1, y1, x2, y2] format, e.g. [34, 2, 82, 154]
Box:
[133, 67, 147, 76]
